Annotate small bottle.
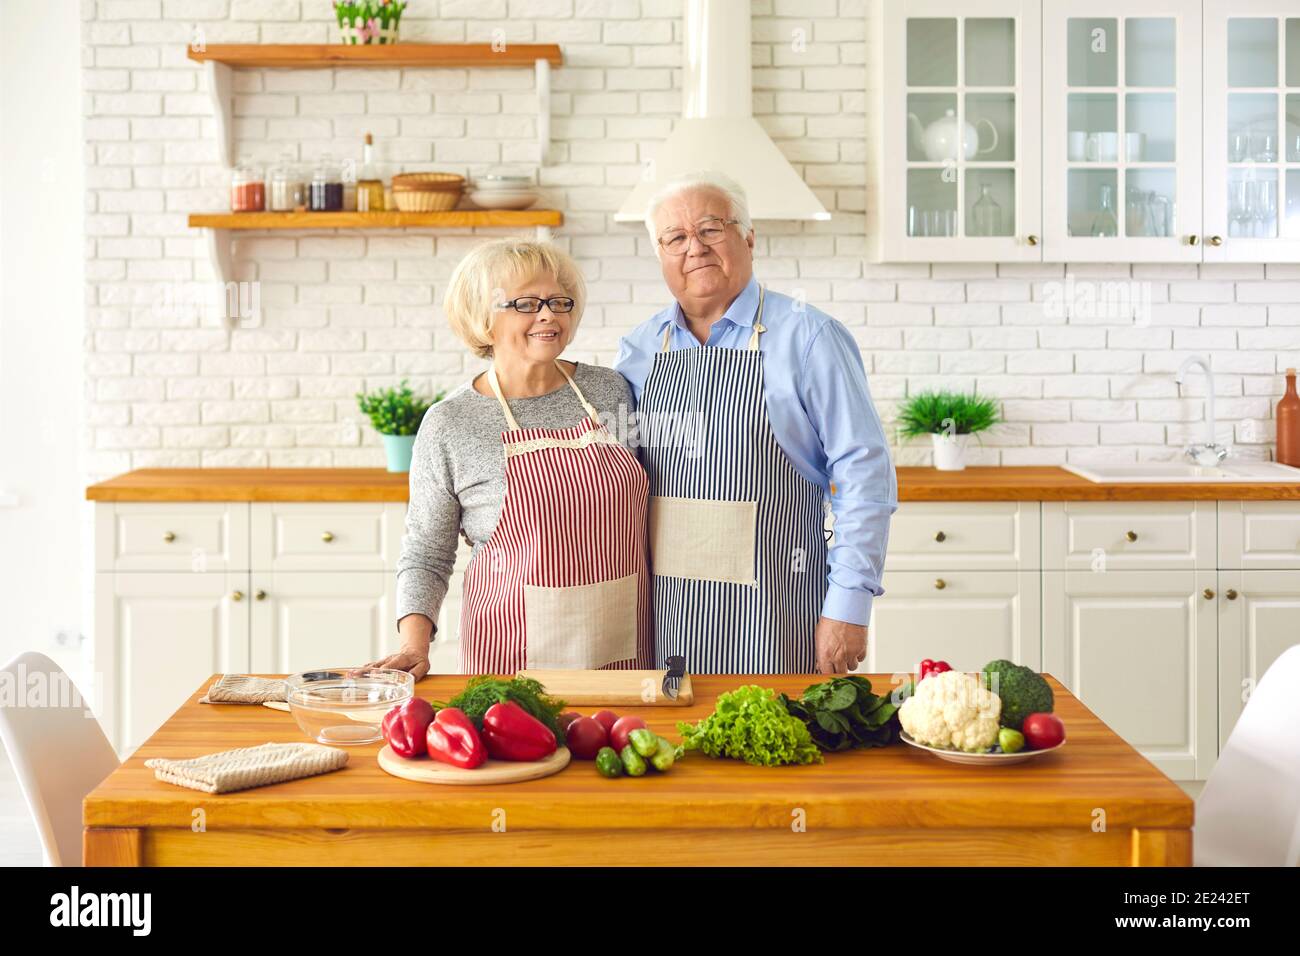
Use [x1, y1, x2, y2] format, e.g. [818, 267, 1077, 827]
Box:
[1090, 183, 1119, 238]
[341, 156, 358, 212]
[1277, 367, 1300, 466]
[971, 183, 1000, 236]
[356, 132, 385, 212]
[267, 151, 303, 212]
[309, 154, 343, 212]
[230, 156, 265, 212]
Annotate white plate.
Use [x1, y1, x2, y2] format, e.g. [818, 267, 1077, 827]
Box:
[900, 730, 1065, 766]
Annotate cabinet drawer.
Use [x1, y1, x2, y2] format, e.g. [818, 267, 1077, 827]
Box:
[1043, 501, 1214, 570]
[1219, 502, 1300, 569]
[95, 503, 248, 572]
[885, 502, 1039, 570]
[251, 503, 403, 571]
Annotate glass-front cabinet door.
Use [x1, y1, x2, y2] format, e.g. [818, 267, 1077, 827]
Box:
[1042, 2, 1202, 261]
[878, 0, 1042, 262]
[1204, 1, 1300, 261]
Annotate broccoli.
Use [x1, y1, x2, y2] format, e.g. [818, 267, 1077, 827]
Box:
[981, 659, 1053, 731]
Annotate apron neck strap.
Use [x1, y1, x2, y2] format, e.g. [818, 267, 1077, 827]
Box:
[661, 284, 767, 353]
[486, 361, 598, 432]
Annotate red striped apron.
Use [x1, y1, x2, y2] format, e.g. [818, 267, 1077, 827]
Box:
[458, 361, 653, 674]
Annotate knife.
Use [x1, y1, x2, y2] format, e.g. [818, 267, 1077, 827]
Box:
[661, 655, 686, 701]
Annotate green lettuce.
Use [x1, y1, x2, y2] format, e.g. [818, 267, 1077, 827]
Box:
[677, 685, 823, 767]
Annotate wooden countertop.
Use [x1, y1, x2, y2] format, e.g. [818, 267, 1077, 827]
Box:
[83, 674, 1193, 866]
[86, 465, 1300, 502]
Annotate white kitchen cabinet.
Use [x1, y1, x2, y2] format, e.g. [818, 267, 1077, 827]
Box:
[94, 500, 408, 754]
[1218, 500, 1300, 569]
[1042, 1, 1203, 261]
[1043, 500, 1215, 570]
[1043, 569, 1217, 779]
[250, 572, 396, 673]
[1217, 569, 1300, 748]
[873, 0, 1044, 261]
[885, 501, 1039, 570]
[865, 570, 1042, 674]
[94, 570, 250, 756]
[1202, 1, 1300, 261]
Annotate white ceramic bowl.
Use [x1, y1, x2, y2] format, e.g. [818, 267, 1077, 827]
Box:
[468, 189, 539, 210]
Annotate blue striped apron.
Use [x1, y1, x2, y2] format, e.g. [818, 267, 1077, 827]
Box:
[639, 286, 829, 674]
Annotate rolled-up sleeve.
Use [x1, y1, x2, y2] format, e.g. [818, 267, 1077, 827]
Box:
[799, 319, 897, 626]
[394, 414, 461, 636]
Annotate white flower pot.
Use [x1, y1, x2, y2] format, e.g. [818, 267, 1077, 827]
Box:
[931, 432, 971, 471]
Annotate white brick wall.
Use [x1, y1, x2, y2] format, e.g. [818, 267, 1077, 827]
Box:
[81, 0, 1300, 480]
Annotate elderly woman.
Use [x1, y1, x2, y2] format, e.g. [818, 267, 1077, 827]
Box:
[370, 239, 652, 678]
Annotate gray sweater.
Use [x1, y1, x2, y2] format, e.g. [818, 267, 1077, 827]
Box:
[395, 363, 637, 634]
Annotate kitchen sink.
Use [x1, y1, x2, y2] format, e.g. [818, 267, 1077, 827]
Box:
[1065, 461, 1300, 483]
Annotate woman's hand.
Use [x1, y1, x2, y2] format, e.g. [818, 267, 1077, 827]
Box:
[366, 648, 432, 681]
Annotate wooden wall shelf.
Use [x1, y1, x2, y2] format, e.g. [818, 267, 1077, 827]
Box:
[185, 43, 564, 69]
[189, 210, 563, 230]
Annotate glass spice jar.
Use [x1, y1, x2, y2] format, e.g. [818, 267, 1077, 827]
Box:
[230, 157, 265, 212]
[309, 154, 344, 212]
[268, 151, 304, 212]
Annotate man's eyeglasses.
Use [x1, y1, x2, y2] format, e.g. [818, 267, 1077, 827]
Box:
[657, 216, 741, 256]
[495, 296, 576, 314]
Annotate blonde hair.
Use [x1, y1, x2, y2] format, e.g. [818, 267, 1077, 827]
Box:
[443, 239, 587, 359]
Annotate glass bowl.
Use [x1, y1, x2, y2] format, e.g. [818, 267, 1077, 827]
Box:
[284, 668, 414, 745]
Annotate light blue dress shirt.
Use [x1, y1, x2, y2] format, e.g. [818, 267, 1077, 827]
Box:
[614, 275, 897, 626]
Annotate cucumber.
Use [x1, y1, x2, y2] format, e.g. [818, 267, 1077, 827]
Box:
[628, 728, 659, 758]
[595, 746, 623, 778]
[620, 743, 647, 777]
[649, 736, 675, 772]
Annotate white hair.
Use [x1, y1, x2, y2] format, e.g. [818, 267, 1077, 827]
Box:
[644, 170, 753, 253]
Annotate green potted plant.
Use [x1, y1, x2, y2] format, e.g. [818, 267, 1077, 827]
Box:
[334, 0, 407, 45]
[895, 390, 1001, 472]
[356, 379, 443, 473]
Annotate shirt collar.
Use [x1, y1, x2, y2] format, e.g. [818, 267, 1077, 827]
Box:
[657, 275, 762, 333]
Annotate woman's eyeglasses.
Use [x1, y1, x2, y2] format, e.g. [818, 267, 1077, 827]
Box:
[657, 216, 741, 255]
[495, 296, 576, 314]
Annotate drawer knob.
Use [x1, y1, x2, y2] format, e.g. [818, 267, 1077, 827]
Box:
[1125, 530, 1138, 542]
[1203, 588, 1215, 600]
[255, 589, 267, 601]
[321, 531, 335, 543]
[1026, 234, 1039, 246]
[162, 531, 176, 543]
[934, 530, 946, 542]
[934, 578, 946, 590]
[1226, 588, 1239, 601]
[231, 590, 244, 602]
[1208, 235, 1224, 247]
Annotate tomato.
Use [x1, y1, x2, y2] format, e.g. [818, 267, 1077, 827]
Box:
[557, 711, 582, 731]
[591, 709, 619, 735]
[564, 717, 608, 760]
[918, 659, 952, 680]
[609, 715, 647, 753]
[1021, 712, 1066, 750]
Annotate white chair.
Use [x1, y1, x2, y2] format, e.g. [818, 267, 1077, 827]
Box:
[1195, 644, 1300, 866]
[0, 652, 119, 866]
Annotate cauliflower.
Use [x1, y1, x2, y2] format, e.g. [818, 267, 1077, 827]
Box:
[899, 670, 1002, 752]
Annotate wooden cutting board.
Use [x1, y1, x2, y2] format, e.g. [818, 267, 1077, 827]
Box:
[518, 669, 694, 706]
[377, 745, 571, 785]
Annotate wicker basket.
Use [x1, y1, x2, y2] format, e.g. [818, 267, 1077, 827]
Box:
[391, 188, 461, 212]
[391, 172, 465, 191]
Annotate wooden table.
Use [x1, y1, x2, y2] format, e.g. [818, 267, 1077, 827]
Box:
[84, 674, 1193, 866]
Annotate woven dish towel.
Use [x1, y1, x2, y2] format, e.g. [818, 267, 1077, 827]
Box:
[200, 674, 287, 704]
[144, 742, 349, 794]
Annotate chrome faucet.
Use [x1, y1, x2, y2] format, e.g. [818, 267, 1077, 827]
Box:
[1175, 355, 1229, 466]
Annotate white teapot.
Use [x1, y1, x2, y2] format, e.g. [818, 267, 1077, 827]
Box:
[908, 109, 999, 162]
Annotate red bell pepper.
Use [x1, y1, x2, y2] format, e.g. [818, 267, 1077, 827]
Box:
[426, 706, 487, 769]
[381, 697, 435, 758]
[919, 659, 952, 681]
[481, 701, 557, 762]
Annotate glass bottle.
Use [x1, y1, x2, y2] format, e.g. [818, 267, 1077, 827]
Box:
[970, 183, 1000, 236]
[230, 156, 265, 212]
[1090, 183, 1119, 237]
[267, 151, 304, 212]
[356, 132, 384, 212]
[309, 154, 344, 212]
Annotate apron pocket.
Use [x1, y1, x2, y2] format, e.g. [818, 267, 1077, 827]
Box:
[523, 572, 639, 669]
[649, 496, 757, 586]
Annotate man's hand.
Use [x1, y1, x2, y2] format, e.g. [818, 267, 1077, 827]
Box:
[814, 616, 868, 674]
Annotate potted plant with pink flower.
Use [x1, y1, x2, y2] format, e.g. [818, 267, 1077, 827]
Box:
[334, 0, 407, 45]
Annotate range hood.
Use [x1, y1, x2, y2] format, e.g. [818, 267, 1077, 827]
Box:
[614, 0, 830, 223]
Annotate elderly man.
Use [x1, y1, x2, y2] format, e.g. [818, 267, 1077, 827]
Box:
[615, 171, 896, 675]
